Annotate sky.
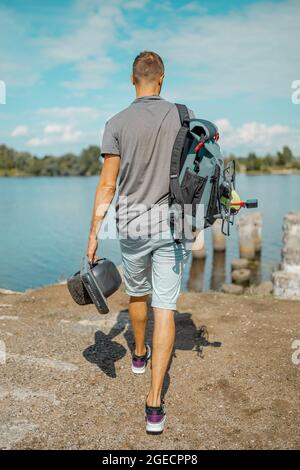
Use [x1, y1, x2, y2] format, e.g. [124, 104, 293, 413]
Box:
[0, 0, 299, 157]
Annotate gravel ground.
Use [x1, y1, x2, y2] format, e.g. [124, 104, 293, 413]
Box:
[0, 284, 299, 450]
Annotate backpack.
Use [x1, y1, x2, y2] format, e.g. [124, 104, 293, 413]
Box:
[168, 103, 235, 239]
[169, 103, 258, 242]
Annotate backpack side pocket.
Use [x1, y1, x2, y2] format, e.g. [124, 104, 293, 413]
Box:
[205, 165, 221, 226]
[180, 168, 207, 215]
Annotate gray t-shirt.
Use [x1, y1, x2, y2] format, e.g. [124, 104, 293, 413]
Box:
[101, 95, 193, 237]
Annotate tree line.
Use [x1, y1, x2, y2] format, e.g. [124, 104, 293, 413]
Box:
[0, 145, 102, 176]
[0, 143, 299, 176]
[227, 146, 300, 173]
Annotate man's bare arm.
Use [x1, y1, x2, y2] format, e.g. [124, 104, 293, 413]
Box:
[87, 155, 120, 262]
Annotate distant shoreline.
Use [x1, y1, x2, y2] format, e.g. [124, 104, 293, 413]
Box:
[239, 169, 300, 175]
[0, 172, 99, 177]
[1, 169, 300, 177]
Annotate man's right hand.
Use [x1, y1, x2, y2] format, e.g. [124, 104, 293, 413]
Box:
[87, 234, 98, 264]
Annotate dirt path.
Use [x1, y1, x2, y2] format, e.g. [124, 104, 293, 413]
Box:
[0, 284, 299, 450]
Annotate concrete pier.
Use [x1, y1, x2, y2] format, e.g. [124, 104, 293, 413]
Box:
[231, 259, 249, 270]
[211, 251, 225, 291]
[212, 219, 226, 252]
[188, 258, 205, 292]
[232, 268, 251, 285]
[252, 213, 263, 253]
[282, 212, 300, 274]
[236, 215, 256, 259]
[273, 211, 300, 300]
[192, 230, 206, 259]
[236, 213, 262, 259]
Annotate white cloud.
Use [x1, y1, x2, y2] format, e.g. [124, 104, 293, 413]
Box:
[37, 3, 124, 90]
[215, 119, 232, 134]
[2, 0, 299, 98]
[0, 1, 123, 89]
[44, 124, 65, 134]
[0, 6, 41, 86]
[26, 137, 49, 147]
[122, 0, 300, 98]
[24, 106, 104, 149]
[26, 124, 83, 147]
[2, 0, 300, 156]
[216, 118, 299, 154]
[11, 125, 29, 137]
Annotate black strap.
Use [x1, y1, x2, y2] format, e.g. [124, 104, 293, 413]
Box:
[169, 125, 189, 206]
[175, 103, 190, 127]
[153, 105, 188, 208]
[169, 104, 190, 206]
[168, 103, 191, 245]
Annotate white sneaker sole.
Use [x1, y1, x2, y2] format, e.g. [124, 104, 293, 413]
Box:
[131, 345, 151, 375]
[146, 416, 166, 434]
[131, 365, 146, 374]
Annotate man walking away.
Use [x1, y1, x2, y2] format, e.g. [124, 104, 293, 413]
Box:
[87, 51, 194, 434]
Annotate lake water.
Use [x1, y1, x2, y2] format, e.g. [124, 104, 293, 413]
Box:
[0, 175, 299, 292]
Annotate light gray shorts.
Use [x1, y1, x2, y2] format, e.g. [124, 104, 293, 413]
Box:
[119, 229, 191, 310]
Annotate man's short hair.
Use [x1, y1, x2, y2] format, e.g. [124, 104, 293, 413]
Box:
[132, 51, 164, 84]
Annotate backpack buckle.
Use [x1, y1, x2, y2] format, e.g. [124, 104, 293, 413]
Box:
[194, 161, 200, 173]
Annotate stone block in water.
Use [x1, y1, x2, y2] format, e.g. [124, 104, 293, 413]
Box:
[272, 271, 300, 300]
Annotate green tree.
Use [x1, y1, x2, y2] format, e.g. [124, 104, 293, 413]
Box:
[245, 152, 262, 172]
[276, 146, 294, 166]
[27, 156, 43, 176]
[0, 145, 15, 170]
[40, 156, 60, 176]
[15, 152, 32, 173]
[58, 153, 80, 176]
[79, 146, 101, 175]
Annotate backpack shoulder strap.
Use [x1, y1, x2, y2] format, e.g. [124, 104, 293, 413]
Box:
[175, 103, 190, 127]
[168, 104, 191, 207]
[169, 113, 190, 207]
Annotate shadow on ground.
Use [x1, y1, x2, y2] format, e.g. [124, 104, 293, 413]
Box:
[83, 309, 222, 388]
[83, 309, 222, 399]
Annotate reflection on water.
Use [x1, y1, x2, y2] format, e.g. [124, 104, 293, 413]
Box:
[0, 174, 299, 292]
[188, 257, 205, 292]
[248, 253, 262, 286]
[211, 251, 226, 291]
[187, 248, 262, 292]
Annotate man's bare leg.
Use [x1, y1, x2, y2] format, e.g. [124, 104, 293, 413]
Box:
[147, 308, 175, 407]
[128, 295, 148, 356]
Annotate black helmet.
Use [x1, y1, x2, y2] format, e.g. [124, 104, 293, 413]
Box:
[67, 258, 122, 314]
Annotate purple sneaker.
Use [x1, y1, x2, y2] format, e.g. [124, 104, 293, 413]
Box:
[145, 403, 166, 434]
[131, 344, 151, 374]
